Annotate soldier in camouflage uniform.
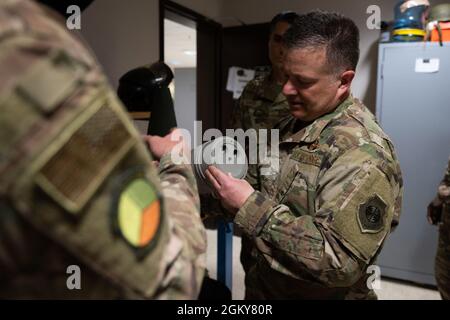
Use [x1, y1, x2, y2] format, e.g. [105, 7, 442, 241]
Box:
[231, 11, 298, 132]
[0, 0, 206, 299]
[225, 12, 298, 207]
[427, 157, 450, 300]
[206, 11, 403, 299]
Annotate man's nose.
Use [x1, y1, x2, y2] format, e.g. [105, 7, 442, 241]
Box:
[282, 79, 296, 96]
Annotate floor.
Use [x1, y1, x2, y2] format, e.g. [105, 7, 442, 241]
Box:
[205, 229, 442, 300]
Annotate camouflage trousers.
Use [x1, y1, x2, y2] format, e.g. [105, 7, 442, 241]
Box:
[436, 221, 450, 300]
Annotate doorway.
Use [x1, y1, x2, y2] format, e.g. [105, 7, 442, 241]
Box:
[163, 16, 197, 142]
[160, 0, 222, 138]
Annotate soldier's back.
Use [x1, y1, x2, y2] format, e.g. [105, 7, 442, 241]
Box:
[435, 158, 450, 300]
[0, 0, 206, 299]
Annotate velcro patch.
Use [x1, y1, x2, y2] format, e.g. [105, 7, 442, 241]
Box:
[36, 103, 134, 214]
[330, 166, 395, 262]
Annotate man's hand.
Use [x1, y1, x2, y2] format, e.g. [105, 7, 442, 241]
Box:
[427, 197, 443, 225]
[205, 166, 255, 214]
[144, 128, 190, 162]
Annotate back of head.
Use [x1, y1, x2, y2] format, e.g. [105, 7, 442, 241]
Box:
[283, 11, 360, 74]
[269, 11, 299, 34]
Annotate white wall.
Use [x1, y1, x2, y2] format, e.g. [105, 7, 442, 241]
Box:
[81, 0, 159, 89]
[81, 0, 223, 89]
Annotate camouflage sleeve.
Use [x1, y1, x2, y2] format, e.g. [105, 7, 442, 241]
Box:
[231, 84, 261, 190]
[154, 153, 207, 299]
[437, 157, 450, 202]
[230, 80, 256, 131]
[200, 193, 228, 220]
[0, 0, 206, 299]
[245, 163, 261, 192]
[230, 96, 244, 130]
[234, 145, 400, 287]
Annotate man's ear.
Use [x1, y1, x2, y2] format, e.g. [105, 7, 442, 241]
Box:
[338, 70, 355, 95]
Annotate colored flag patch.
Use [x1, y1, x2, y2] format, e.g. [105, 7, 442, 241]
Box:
[117, 178, 161, 248]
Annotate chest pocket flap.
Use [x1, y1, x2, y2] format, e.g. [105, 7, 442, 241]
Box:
[275, 147, 323, 217]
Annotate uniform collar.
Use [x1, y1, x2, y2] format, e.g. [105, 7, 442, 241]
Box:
[282, 95, 355, 144]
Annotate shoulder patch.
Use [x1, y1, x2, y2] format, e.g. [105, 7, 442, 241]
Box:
[112, 169, 163, 259]
[358, 194, 387, 234]
[35, 101, 134, 214]
[329, 165, 395, 262]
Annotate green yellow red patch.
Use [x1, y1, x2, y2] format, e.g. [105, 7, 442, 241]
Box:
[117, 178, 161, 248]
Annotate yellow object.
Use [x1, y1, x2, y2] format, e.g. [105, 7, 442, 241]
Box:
[392, 28, 427, 36]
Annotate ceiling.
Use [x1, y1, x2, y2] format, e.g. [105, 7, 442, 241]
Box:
[164, 19, 197, 69]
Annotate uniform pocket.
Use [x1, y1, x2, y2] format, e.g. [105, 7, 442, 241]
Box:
[276, 148, 322, 217]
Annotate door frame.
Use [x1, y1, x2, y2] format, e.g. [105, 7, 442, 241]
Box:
[159, 0, 199, 62]
[159, 0, 222, 131]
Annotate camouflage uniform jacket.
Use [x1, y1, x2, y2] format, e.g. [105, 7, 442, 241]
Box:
[235, 95, 403, 299]
[231, 72, 290, 131]
[437, 158, 450, 223]
[0, 0, 206, 299]
[435, 157, 450, 300]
